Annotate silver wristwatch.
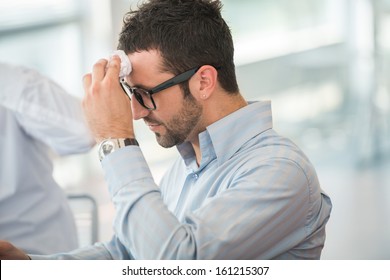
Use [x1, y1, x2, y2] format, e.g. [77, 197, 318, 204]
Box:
[98, 138, 139, 161]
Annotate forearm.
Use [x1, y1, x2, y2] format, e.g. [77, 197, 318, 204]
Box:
[102, 146, 197, 259]
[114, 186, 197, 259]
[28, 241, 121, 260]
[14, 85, 95, 155]
[1, 65, 94, 154]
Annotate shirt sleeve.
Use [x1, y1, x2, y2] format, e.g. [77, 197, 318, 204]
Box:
[29, 236, 133, 260]
[102, 145, 330, 259]
[0, 63, 95, 155]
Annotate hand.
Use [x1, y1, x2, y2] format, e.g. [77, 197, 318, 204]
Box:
[82, 56, 135, 143]
[0, 240, 30, 260]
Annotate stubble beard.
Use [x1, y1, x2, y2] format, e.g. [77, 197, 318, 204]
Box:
[154, 90, 203, 148]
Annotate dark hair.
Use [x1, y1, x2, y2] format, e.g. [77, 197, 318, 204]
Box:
[118, 0, 239, 94]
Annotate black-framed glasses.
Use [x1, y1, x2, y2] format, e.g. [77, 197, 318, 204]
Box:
[120, 66, 201, 110]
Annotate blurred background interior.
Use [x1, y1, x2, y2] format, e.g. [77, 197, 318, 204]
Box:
[0, 0, 389, 259]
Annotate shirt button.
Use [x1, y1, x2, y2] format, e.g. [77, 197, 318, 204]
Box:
[193, 173, 199, 179]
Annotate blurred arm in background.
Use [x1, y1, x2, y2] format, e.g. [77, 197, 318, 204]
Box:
[0, 62, 95, 254]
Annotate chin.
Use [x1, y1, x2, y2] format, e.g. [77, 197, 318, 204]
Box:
[155, 133, 184, 148]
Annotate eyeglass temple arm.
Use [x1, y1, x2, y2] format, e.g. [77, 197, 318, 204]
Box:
[150, 67, 200, 94]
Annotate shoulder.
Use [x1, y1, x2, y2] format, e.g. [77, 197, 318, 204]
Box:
[231, 128, 319, 191]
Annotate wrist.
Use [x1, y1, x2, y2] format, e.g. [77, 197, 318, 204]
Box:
[95, 133, 135, 144]
[98, 137, 139, 161]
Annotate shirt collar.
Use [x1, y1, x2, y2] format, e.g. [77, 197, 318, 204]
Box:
[177, 101, 273, 168]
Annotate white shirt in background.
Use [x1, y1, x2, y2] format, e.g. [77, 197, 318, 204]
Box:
[0, 63, 95, 254]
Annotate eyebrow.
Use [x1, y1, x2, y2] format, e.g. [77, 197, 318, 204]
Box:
[132, 83, 153, 90]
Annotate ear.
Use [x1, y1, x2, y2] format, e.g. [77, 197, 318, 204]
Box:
[193, 65, 218, 100]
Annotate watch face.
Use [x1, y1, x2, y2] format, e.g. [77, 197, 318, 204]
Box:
[99, 140, 116, 161]
[102, 141, 115, 155]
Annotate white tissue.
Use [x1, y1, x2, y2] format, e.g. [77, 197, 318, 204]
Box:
[108, 50, 132, 78]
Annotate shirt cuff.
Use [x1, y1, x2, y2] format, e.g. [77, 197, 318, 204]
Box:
[101, 145, 155, 196]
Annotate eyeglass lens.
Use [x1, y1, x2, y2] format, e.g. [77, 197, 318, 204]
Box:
[120, 81, 155, 110]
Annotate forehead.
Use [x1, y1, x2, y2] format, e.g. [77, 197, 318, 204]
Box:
[126, 50, 172, 88]
[128, 49, 166, 76]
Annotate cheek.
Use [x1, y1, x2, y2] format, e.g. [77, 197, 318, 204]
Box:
[154, 88, 184, 111]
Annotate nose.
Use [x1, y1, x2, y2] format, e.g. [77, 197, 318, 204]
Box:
[131, 98, 151, 120]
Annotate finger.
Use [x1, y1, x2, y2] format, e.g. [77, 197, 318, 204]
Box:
[105, 55, 121, 80]
[92, 59, 108, 81]
[82, 73, 92, 93]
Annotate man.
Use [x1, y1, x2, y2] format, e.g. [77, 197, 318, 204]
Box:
[0, 0, 331, 259]
[0, 63, 95, 254]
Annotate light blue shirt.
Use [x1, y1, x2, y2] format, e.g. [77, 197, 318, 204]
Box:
[0, 63, 95, 254]
[32, 101, 332, 259]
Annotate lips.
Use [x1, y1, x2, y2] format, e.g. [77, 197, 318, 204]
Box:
[145, 121, 162, 132]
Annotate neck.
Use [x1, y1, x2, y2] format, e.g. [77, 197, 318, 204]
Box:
[190, 93, 247, 166]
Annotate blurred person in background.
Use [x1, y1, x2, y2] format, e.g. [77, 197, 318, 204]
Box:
[0, 62, 95, 254]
